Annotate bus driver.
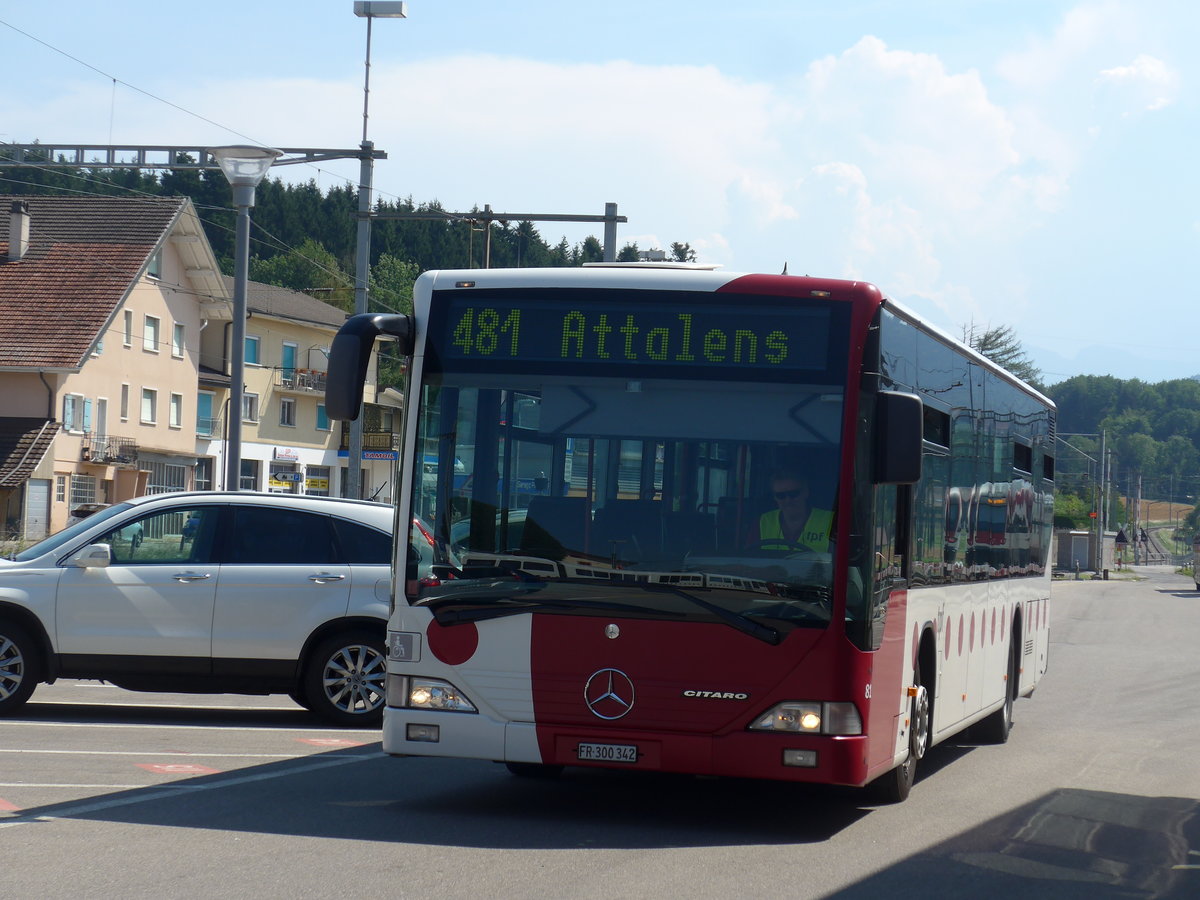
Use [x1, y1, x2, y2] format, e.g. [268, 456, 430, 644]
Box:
[751, 468, 833, 552]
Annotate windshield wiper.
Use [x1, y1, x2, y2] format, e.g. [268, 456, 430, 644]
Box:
[415, 578, 781, 643]
[658, 587, 782, 645]
[417, 590, 672, 626]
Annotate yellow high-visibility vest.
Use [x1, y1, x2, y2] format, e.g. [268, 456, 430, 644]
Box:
[758, 508, 833, 552]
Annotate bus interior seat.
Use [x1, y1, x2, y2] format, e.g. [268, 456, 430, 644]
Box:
[664, 511, 717, 557]
[519, 496, 591, 558]
[593, 500, 664, 561]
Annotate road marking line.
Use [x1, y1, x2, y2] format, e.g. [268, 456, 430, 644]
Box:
[0, 749, 313, 759]
[137, 763, 221, 776]
[3, 719, 378, 735]
[34, 699, 301, 711]
[1, 783, 206, 790]
[0, 754, 373, 829]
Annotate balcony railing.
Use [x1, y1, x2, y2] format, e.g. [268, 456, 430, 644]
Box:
[81, 435, 138, 466]
[338, 423, 399, 452]
[275, 368, 327, 394]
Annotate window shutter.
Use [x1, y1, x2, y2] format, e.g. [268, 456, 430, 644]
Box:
[83, 398, 93, 434]
[63, 396, 75, 432]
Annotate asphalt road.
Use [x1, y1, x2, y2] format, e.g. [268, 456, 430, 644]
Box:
[3, 569, 1199, 899]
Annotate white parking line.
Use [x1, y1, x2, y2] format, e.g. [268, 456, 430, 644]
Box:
[3, 719, 379, 735]
[0, 753, 373, 829]
[1, 783, 206, 790]
[34, 699, 300, 711]
[0, 749, 313, 759]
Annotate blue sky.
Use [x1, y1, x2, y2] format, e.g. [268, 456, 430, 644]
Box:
[2, 1, 1196, 386]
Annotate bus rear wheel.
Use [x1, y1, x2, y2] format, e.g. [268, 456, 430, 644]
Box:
[974, 635, 1018, 744]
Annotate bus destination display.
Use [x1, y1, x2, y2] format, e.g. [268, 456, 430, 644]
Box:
[438, 295, 832, 373]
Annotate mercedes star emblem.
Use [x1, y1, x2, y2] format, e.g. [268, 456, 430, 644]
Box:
[583, 668, 636, 720]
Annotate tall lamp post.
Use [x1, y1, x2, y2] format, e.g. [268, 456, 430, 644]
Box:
[210, 145, 282, 491]
[348, 1, 408, 500]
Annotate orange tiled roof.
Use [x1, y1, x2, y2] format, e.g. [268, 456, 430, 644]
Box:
[0, 195, 188, 370]
[0, 417, 60, 487]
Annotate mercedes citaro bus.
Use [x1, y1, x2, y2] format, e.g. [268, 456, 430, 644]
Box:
[324, 264, 1053, 802]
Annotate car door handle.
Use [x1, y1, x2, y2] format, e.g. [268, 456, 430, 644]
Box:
[173, 572, 212, 582]
[309, 573, 347, 583]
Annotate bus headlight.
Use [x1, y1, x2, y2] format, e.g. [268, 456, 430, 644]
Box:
[749, 701, 862, 735]
[405, 676, 477, 713]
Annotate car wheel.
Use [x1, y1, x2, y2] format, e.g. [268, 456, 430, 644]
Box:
[302, 630, 386, 726]
[0, 622, 41, 716]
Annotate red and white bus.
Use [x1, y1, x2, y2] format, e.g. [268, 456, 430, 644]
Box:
[326, 265, 1054, 801]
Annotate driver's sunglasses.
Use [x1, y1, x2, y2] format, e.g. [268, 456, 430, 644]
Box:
[773, 489, 804, 500]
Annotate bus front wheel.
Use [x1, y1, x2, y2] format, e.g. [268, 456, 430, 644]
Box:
[871, 663, 929, 803]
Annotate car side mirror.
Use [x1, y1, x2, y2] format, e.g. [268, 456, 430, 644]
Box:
[71, 543, 113, 568]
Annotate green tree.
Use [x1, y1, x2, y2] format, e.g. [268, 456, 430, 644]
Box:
[961, 323, 1041, 386]
[370, 253, 419, 315]
[249, 238, 352, 311]
[577, 236, 604, 264]
[670, 241, 697, 262]
[1052, 490, 1094, 529]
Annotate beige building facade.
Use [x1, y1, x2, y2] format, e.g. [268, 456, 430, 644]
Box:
[1, 195, 396, 543]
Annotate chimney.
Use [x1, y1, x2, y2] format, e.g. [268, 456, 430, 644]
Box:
[8, 200, 30, 262]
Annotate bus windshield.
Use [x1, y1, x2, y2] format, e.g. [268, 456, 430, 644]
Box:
[410, 370, 847, 639]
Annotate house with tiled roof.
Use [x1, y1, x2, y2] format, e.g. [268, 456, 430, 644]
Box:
[0, 194, 396, 543]
[0, 194, 227, 539]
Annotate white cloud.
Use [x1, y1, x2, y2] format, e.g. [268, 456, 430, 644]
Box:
[1096, 53, 1178, 111]
[0, 24, 1125, 349]
[996, 2, 1124, 89]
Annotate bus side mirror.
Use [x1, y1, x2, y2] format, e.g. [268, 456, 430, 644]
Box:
[874, 391, 923, 484]
[325, 313, 415, 421]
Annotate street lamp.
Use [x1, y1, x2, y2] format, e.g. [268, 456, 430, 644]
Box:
[210, 145, 282, 491]
[347, 0, 407, 499]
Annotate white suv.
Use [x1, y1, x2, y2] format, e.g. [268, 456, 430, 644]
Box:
[0, 492, 421, 724]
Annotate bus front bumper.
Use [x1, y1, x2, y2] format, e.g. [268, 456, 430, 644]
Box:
[383, 707, 873, 786]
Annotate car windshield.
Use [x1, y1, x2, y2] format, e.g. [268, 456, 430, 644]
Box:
[11, 502, 137, 561]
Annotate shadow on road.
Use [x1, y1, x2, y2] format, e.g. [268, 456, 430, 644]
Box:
[829, 787, 1200, 899]
[2, 729, 988, 849]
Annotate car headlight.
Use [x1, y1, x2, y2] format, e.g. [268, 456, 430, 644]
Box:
[749, 701, 862, 735]
[388, 674, 477, 713]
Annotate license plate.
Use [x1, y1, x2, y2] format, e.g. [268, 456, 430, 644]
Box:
[577, 742, 638, 763]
